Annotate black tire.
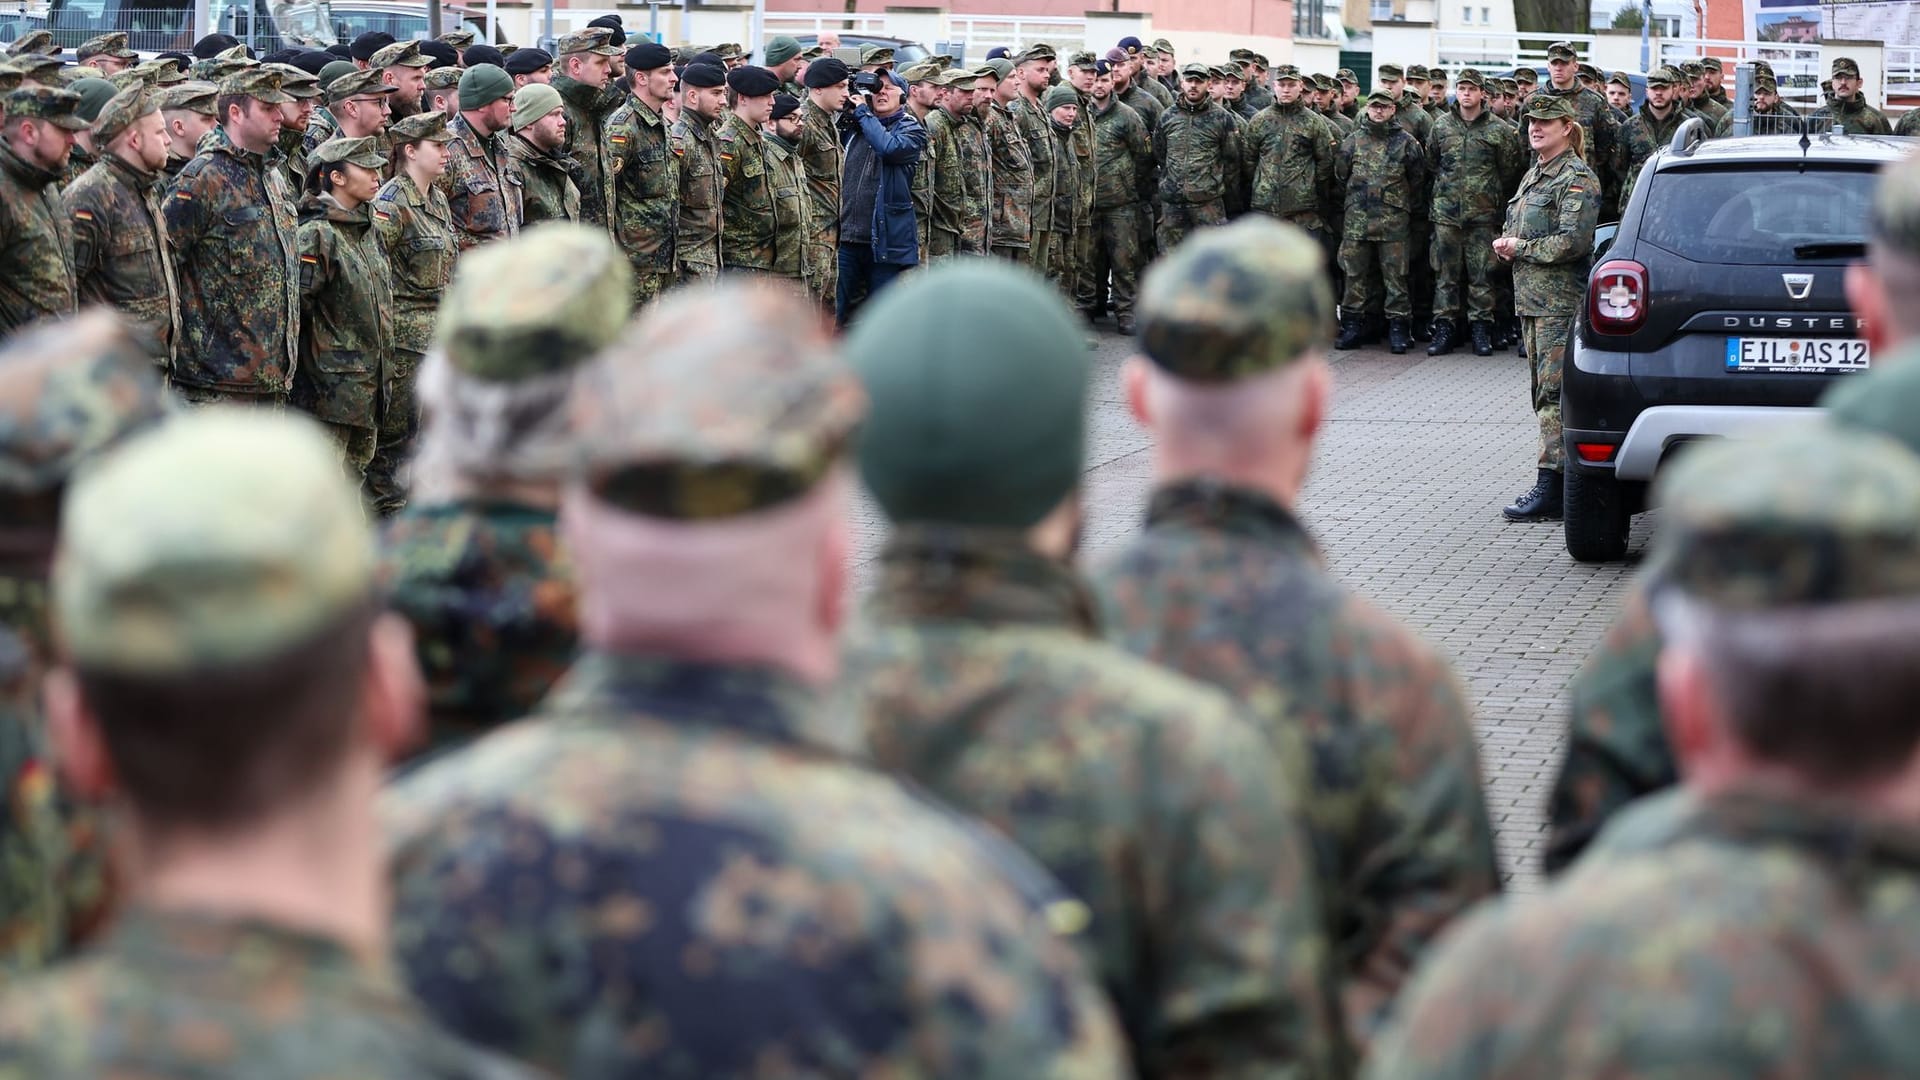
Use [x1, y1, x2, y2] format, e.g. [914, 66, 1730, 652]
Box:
[1564, 466, 1631, 563]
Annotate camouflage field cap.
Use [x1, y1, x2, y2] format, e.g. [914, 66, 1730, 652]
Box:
[1455, 66, 1486, 89]
[1753, 59, 1775, 76]
[567, 281, 865, 521]
[423, 66, 462, 90]
[11, 54, 62, 83]
[215, 43, 251, 61]
[55, 410, 376, 675]
[1407, 63, 1429, 82]
[1832, 56, 1860, 78]
[388, 108, 453, 143]
[438, 27, 477, 49]
[897, 60, 939, 84]
[1646, 426, 1920, 610]
[1752, 73, 1779, 93]
[1137, 217, 1335, 384]
[1701, 56, 1723, 72]
[1546, 40, 1578, 61]
[1312, 73, 1337, 92]
[860, 45, 895, 65]
[437, 223, 632, 384]
[1869, 147, 1920, 258]
[220, 65, 290, 103]
[310, 134, 385, 172]
[1513, 65, 1537, 84]
[0, 63, 21, 93]
[107, 67, 154, 91]
[1228, 47, 1253, 63]
[713, 42, 743, 60]
[1677, 60, 1703, 78]
[940, 69, 977, 90]
[77, 32, 136, 62]
[1525, 93, 1578, 121]
[1149, 38, 1174, 56]
[369, 39, 432, 69]
[7, 29, 54, 55]
[268, 62, 323, 99]
[1068, 50, 1098, 70]
[1606, 70, 1630, 89]
[556, 27, 621, 57]
[1272, 64, 1302, 82]
[980, 57, 1013, 82]
[326, 66, 396, 103]
[1018, 42, 1053, 61]
[0, 310, 170, 500]
[1337, 67, 1357, 83]
[1576, 62, 1600, 81]
[1365, 88, 1399, 107]
[154, 79, 217, 114]
[3, 85, 89, 129]
[91, 85, 155, 144]
[1377, 62, 1403, 80]
[1645, 66, 1678, 87]
[55, 65, 105, 87]
[1179, 61, 1211, 80]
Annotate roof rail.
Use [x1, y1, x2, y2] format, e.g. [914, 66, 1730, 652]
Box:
[1669, 116, 1710, 156]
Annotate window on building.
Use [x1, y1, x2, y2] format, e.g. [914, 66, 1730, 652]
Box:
[1482, 7, 1491, 23]
[1462, 5, 1471, 22]
[1371, 0, 1394, 21]
[1654, 15, 1680, 35]
[1295, 0, 1327, 37]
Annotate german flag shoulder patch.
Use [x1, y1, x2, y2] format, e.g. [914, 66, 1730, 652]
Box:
[72, 209, 93, 221]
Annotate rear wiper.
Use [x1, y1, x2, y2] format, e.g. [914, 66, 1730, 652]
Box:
[1793, 242, 1868, 259]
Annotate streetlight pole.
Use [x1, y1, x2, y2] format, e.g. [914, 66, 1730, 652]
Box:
[1640, 0, 1651, 72]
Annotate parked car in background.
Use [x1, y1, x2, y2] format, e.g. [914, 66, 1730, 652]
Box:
[790, 32, 931, 66]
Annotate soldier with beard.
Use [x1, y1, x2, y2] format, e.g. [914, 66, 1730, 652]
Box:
[508, 82, 580, 225]
[370, 39, 430, 122]
[1153, 62, 1242, 251]
[982, 57, 1035, 263]
[66, 88, 180, 366]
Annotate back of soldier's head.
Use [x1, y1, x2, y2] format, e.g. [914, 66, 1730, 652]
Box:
[1851, 149, 1920, 353]
[54, 410, 387, 831]
[1648, 426, 1920, 788]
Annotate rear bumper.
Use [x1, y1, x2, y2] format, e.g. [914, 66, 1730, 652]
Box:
[1603, 404, 1822, 480]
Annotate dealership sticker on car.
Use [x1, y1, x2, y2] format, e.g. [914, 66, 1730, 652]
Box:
[1724, 338, 1870, 373]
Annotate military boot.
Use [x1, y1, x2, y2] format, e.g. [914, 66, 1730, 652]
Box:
[1333, 314, 1367, 350]
[1502, 467, 1564, 522]
[1471, 321, 1494, 356]
[1387, 317, 1411, 355]
[1426, 318, 1457, 356]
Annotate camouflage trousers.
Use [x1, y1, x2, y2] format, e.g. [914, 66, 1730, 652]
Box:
[1088, 204, 1145, 323]
[806, 229, 838, 310]
[170, 383, 287, 410]
[1029, 226, 1053, 279]
[1524, 314, 1571, 470]
[1431, 222, 1501, 322]
[366, 347, 423, 518]
[928, 226, 959, 260]
[677, 260, 719, 287]
[1338, 236, 1412, 318]
[991, 243, 1029, 264]
[319, 420, 378, 481]
[633, 270, 675, 308]
[1069, 220, 1095, 313]
[1156, 199, 1227, 254]
[1045, 227, 1075, 289]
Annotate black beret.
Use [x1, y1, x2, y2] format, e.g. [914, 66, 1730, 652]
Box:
[725, 64, 779, 97]
[1094, 59, 1111, 76]
[680, 61, 726, 88]
[770, 91, 799, 119]
[418, 39, 460, 68]
[689, 50, 724, 68]
[156, 50, 193, 68]
[350, 31, 396, 62]
[504, 47, 552, 75]
[463, 43, 505, 69]
[585, 14, 626, 44]
[802, 56, 849, 88]
[324, 43, 353, 59]
[624, 42, 671, 71]
[191, 32, 240, 59]
[289, 48, 333, 75]
[261, 47, 302, 66]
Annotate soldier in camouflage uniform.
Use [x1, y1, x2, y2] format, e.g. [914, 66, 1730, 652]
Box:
[1042, 83, 1082, 290]
[383, 226, 626, 762]
[321, 67, 397, 151]
[1371, 427, 1920, 1080]
[1243, 66, 1338, 256]
[1676, 61, 1727, 130]
[293, 135, 393, 479]
[982, 57, 1034, 263]
[1809, 56, 1890, 134]
[761, 93, 811, 285]
[155, 80, 217, 182]
[64, 87, 179, 367]
[0, 86, 83, 335]
[903, 61, 962, 259]
[1112, 49, 1163, 134]
[1334, 91, 1426, 354]
[670, 60, 725, 281]
[1722, 72, 1805, 136]
[1538, 41, 1623, 219]
[548, 28, 623, 232]
[1062, 54, 1100, 318]
[1086, 61, 1151, 334]
[607, 42, 678, 305]
[1426, 68, 1524, 357]
[440, 65, 523, 250]
[56, 77, 113, 189]
[74, 30, 136, 77]
[844, 259, 1346, 1078]
[0, 408, 535, 1079]
[948, 69, 989, 254]
[0, 312, 166, 981]
[165, 68, 301, 407]
[505, 82, 581, 224]
[1010, 47, 1058, 271]
[266, 63, 322, 192]
[385, 280, 1131, 1078]
[716, 65, 781, 273]
[369, 38, 431, 122]
[1094, 218, 1502, 1053]
[1621, 66, 1699, 195]
[796, 56, 847, 305]
[1153, 62, 1242, 251]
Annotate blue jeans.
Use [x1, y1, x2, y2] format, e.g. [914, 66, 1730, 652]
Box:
[836, 243, 906, 327]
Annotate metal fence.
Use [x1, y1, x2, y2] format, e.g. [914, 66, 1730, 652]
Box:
[763, 9, 1086, 56]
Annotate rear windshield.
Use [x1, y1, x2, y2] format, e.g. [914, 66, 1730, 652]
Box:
[1638, 165, 1879, 264]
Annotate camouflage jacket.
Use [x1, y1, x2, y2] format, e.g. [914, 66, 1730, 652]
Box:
[439, 112, 523, 251]
[1320, 105, 1354, 138]
[163, 126, 300, 395]
[302, 105, 339, 157]
[385, 651, 1131, 1078]
[380, 498, 578, 758]
[669, 111, 722, 274]
[55, 142, 94, 191]
[921, 105, 966, 251]
[846, 527, 1347, 1079]
[1242, 98, 1338, 228]
[0, 907, 536, 1078]
[370, 172, 456, 355]
[1504, 146, 1600, 316]
[760, 130, 810, 280]
[1047, 118, 1079, 231]
[1543, 587, 1670, 875]
[986, 100, 1034, 249]
[1718, 100, 1805, 137]
[1897, 106, 1920, 136]
[1090, 98, 1152, 211]
[1009, 95, 1056, 234]
[1808, 93, 1891, 135]
[1245, 82, 1275, 113]
[1142, 75, 1174, 108]
[275, 125, 308, 194]
[717, 110, 778, 271]
[1426, 104, 1524, 227]
[908, 107, 935, 258]
[1335, 118, 1427, 240]
[607, 95, 678, 280]
[1394, 92, 1433, 148]
[1622, 102, 1703, 193]
[505, 132, 580, 226]
[1155, 95, 1243, 210]
[1537, 82, 1621, 199]
[293, 193, 392, 428]
[1689, 92, 1729, 128]
[1091, 481, 1502, 1050]
[1119, 82, 1164, 134]
[0, 139, 77, 336]
[955, 110, 989, 252]
[796, 99, 842, 252]
[64, 151, 179, 366]
[1371, 787, 1920, 1080]
[1069, 94, 1095, 224]
[550, 74, 620, 233]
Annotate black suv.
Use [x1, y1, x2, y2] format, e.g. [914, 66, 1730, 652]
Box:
[1560, 122, 1910, 561]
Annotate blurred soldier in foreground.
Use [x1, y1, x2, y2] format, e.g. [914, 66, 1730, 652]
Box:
[0, 409, 533, 1077]
[1093, 218, 1501, 1052]
[1370, 427, 1920, 1079]
[385, 280, 1129, 1077]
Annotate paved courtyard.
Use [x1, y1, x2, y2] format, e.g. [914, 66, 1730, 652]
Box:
[850, 331, 1657, 891]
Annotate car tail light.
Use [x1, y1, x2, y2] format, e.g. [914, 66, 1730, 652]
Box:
[1575, 442, 1618, 463]
[1589, 259, 1649, 335]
